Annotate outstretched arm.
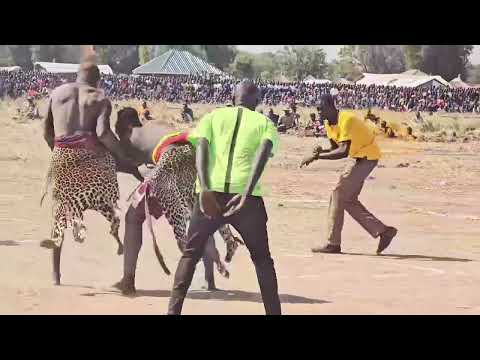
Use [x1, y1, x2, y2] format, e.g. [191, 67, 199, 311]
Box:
[43, 97, 54, 150]
[300, 140, 350, 168]
[316, 141, 350, 160]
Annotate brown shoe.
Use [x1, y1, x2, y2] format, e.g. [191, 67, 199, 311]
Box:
[311, 244, 341, 254]
[377, 227, 397, 254]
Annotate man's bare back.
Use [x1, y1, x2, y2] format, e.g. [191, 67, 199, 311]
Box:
[43, 61, 142, 181]
[44, 63, 131, 161]
[49, 82, 108, 138]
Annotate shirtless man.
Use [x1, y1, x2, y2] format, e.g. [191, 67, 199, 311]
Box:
[41, 61, 139, 285]
[112, 108, 242, 295]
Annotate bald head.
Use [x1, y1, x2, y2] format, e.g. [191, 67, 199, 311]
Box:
[77, 61, 101, 87]
[233, 80, 260, 110]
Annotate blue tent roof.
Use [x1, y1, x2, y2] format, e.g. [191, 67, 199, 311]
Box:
[132, 49, 224, 76]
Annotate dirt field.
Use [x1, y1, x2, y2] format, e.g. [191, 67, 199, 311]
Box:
[1, 100, 480, 315]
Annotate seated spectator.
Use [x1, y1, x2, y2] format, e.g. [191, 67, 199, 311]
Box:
[139, 101, 153, 121]
[364, 108, 380, 124]
[277, 108, 296, 133]
[305, 113, 316, 130]
[290, 104, 300, 127]
[308, 113, 326, 137]
[415, 111, 424, 123]
[181, 102, 194, 122]
[1, 70, 480, 115]
[267, 108, 279, 126]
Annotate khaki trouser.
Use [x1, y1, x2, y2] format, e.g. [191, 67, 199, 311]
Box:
[326, 158, 387, 246]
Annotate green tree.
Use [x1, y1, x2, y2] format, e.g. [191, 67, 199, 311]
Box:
[231, 52, 255, 79]
[95, 45, 138, 73]
[93, 45, 110, 64]
[7, 45, 33, 69]
[278, 45, 328, 81]
[37, 45, 53, 61]
[203, 45, 237, 70]
[355, 45, 405, 73]
[250, 52, 281, 80]
[330, 45, 363, 80]
[404, 45, 423, 69]
[421, 45, 473, 81]
[467, 64, 480, 84]
[138, 45, 152, 65]
[0, 45, 13, 66]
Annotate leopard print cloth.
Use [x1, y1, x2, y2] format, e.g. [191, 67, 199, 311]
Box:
[42, 146, 122, 252]
[133, 143, 242, 277]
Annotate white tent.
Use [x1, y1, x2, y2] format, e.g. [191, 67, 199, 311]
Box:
[34, 62, 114, 75]
[303, 75, 331, 85]
[0, 66, 21, 72]
[356, 70, 450, 88]
[450, 74, 480, 89]
[335, 78, 354, 85]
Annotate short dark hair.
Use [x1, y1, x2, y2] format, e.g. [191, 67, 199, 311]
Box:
[115, 107, 142, 137]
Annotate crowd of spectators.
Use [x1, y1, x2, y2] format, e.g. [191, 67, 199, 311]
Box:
[1, 70, 480, 113]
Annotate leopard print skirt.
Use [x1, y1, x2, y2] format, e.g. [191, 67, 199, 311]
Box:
[47, 146, 120, 247]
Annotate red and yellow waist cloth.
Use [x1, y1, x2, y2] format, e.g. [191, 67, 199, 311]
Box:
[54, 134, 100, 149]
[130, 131, 194, 220]
[151, 131, 193, 164]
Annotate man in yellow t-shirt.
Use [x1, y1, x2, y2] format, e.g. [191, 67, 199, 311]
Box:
[301, 94, 397, 255]
[167, 80, 281, 315]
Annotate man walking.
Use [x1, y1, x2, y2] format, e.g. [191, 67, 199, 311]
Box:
[167, 80, 281, 315]
[301, 94, 397, 254]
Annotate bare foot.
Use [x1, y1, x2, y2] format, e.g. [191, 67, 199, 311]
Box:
[112, 278, 136, 296]
[40, 239, 56, 249]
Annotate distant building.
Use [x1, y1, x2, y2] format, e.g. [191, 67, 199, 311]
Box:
[0, 66, 21, 72]
[34, 62, 114, 75]
[303, 75, 331, 85]
[355, 69, 450, 89]
[132, 49, 224, 76]
[449, 74, 480, 89]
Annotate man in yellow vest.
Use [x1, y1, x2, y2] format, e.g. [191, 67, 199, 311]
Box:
[167, 80, 281, 315]
[301, 94, 397, 254]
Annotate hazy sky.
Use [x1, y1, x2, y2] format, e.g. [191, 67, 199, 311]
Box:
[237, 45, 480, 65]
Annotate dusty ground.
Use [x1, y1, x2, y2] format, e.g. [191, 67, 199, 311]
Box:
[1, 100, 480, 315]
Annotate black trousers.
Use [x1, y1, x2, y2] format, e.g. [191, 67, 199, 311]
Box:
[167, 193, 281, 315]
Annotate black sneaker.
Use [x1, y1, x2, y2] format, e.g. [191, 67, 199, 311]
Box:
[377, 227, 398, 254]
[311, 244, 342, 254]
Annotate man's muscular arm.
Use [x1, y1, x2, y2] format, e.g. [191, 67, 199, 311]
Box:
[43, 98, 54, 150]
[96, 99, 130, 160]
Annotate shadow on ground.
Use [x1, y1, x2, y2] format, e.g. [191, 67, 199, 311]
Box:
[0, 240, 19, 246]
[134, 289, 328, 304]
[344, 252, 472, 262]
[74, 286, 327, 305]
